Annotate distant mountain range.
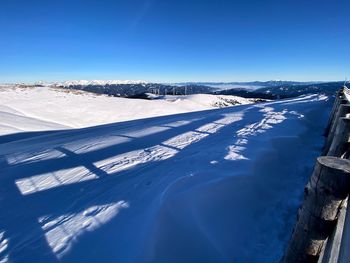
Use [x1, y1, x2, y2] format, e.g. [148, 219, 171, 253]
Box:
[49, 81, 214, 97]
[34, 80, 149, 86]
[215, 81, 344, 99]
[3, 80, 344, 99]
[172, 80, 323, 87]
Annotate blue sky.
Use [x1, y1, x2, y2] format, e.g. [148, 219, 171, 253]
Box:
[0, 0, 349, 83]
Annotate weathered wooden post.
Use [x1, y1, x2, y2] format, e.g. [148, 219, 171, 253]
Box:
[327, 117, 350, 157]
[328, 100, 349, 133]
[325, 89, 344, 136]
[324, 104, 350, 154]
[327, 98, 348, 133]
[282, 156, 350, 263]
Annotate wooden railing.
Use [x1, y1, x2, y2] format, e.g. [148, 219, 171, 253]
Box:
[282, 87, 350, 263]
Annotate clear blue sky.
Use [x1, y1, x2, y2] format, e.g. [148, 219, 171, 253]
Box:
[0, 0, 349, 83]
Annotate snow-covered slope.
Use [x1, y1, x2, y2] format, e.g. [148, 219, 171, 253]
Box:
[0, 94, 330, 262]
[0, 86, 256, 136]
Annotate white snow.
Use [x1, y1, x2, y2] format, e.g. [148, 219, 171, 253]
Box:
[0, 92, 331, 263]
[39, 201, 129, 258]
[0, 86, 255, 137]
[15, 166, 96, 195]
[59, 80, 148, 86]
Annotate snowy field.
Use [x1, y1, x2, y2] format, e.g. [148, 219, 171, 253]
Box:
[0, 86, 255, 137]
[0, 92, 331, 262]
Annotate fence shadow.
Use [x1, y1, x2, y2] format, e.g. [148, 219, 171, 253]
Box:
[0, 95, 328, 262]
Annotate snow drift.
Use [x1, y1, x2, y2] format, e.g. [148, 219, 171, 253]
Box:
[0, 86, 255, 137]
[0, 94, 331, 262]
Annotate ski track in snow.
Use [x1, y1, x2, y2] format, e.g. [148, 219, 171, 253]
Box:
[0, 94, 331, 263]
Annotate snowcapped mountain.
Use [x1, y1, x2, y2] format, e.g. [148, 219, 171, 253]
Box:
[60, 80, 149, 86]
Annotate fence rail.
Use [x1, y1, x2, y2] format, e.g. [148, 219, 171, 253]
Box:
[282, 87, 350, 263]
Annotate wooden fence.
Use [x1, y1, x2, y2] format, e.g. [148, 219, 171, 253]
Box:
[282, 87, 350, 263]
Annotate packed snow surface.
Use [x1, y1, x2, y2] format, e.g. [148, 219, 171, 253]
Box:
[0, 93, 331, 262]
[0, 86, 255, 136]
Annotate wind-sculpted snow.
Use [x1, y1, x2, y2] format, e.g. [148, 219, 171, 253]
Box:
[0, 86, 255, 137]
[15, 166, 96, 195]
[39, 201, 129, 258]
[224, 106, 298, 161]
[94, 114, 243, 176]
[0, 94, 331, 263]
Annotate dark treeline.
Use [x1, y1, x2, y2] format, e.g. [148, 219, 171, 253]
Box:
[215, 81, 343, 99]
[58, 81, 344, 100]
[60, 83, 214, 97]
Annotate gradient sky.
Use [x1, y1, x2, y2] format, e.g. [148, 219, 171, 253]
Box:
[0, 0, 349, 83]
